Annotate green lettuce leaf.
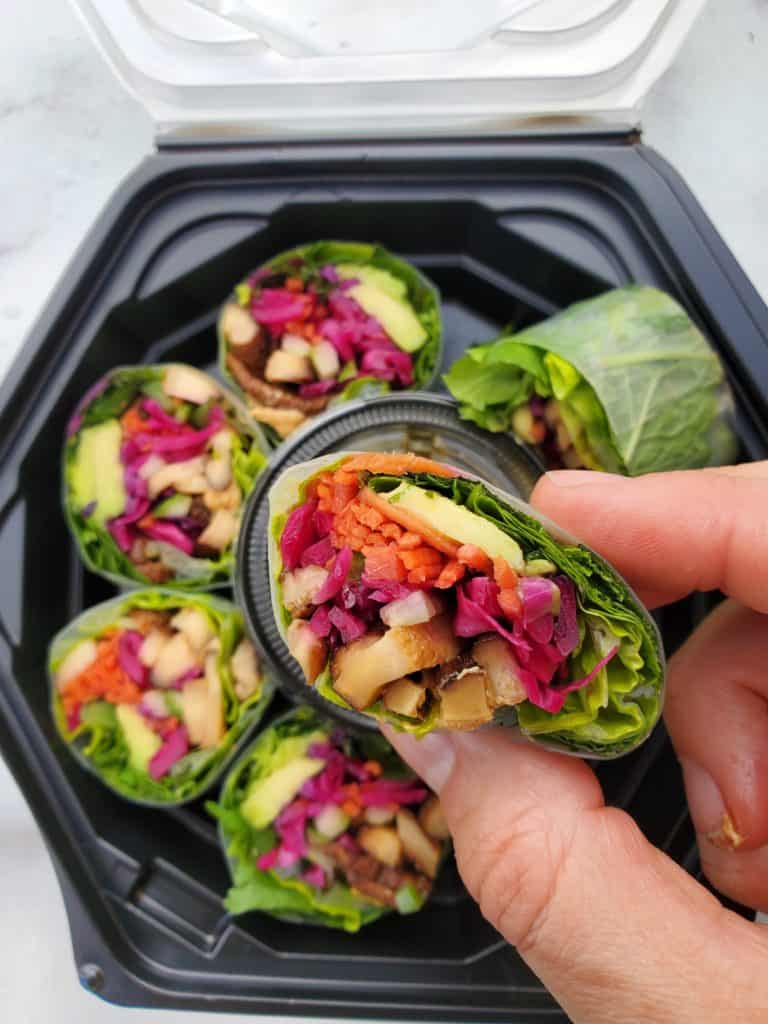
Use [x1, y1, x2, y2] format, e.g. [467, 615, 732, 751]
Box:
[62, 365, 268, 590]
[444, 286, 737, 475]
[218, 241, 443, 417]
[207, 707, 425, 931]
[371, 472, 664, 756]
[49, 590, 274, 805]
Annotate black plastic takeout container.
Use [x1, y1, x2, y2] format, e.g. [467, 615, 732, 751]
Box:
[1, 139, 767, 1022]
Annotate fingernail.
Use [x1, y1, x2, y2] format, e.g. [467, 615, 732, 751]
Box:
[545, 470, 612, 488]
[681, 759, 745, 851]
[381, 727, 455, 794]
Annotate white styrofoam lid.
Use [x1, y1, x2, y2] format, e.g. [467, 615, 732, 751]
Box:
[69, 0, 706, 136]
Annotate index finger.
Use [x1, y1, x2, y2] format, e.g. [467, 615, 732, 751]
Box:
[531, 464, 768, 613]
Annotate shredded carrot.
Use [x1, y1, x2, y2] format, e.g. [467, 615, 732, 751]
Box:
[457, 544, 493, 575]
[407, 567, 439, 586]
[60, 633, 142, 716]
[498, 588, 523, 621]
[341, 799, 361, 818]
[284, 276, 303, 293]
[352, 503, 384, 530]
[434, 559, 466, 589]
[359, 488, 460, 558]
[396, 531, 422, 551]
[120, 404, 147, 436]
[493, 557, 519, 590]
[362, 760, 382, 777]
[361, 545, 407, 581]
[380, 522, 402, 541]
[400, 547, 443, 571]
[340, 453, 458, 478]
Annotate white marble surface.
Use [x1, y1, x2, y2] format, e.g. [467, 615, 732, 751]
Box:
[0, 2, 766, 1022]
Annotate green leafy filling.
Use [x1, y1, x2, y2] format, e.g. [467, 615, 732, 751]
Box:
[444, 286, 737, 475]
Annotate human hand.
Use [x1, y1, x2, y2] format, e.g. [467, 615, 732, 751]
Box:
[384, 464, 768, 1024]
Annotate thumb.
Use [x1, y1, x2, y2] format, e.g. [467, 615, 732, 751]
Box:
[384, 727, 768, 1024]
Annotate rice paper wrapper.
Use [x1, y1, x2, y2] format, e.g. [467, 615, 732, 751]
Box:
[268, 453, 666, 760]
[50, 589, 275, 806]
[62, 365, 270, 591]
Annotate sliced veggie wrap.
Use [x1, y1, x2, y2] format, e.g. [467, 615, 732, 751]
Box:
[50, 590, 274, 805]
[268, 452, 665, 758]
[207, 706, 449, 931]
[444, 286, 738, 475]
[218, 241, 442, 442]
[63, 364, 269, 590]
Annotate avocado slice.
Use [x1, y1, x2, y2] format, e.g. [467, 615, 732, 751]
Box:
[116, 704, 162, 774]
[336, 264, 407, 301]
[347, 283, 427, 353]
[69, 419, 127, 527]
[241, 756, 325, 830]
[153, 494, 192, 519]
[380, 482, 524, 570]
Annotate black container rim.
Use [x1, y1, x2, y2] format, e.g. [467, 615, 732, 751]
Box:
[235, 392, 543, 731]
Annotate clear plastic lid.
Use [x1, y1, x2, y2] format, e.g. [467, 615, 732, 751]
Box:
[69, 0, 705, 136]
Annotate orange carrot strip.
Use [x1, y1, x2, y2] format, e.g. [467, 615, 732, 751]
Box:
[341, 453, 458, 478]
[499, 588, 523, 621]
[360, 488, 460, 558]
[400, 548, 443, 570]
[434, 559, 466, 589]
[493, 557, 519, 590]
[397, 531, 423, 551]
[457, 544, 493, 574]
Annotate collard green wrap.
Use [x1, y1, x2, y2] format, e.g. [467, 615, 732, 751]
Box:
[50, 590, 274, 806]
[219, 241, 442, 443]
[268, 453, 665, 758]
[445, 286, 737, 475]
[63, 364, 269, 590]
[208, 706, 447, 931]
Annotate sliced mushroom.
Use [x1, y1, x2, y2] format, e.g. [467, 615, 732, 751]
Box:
[331, 617, 460, 711]
[163, 365, 219, 406]
[382, 677, 428, 718]
[358, 826, 403, 868]
[472, 635, 528, 709]
[396, 809, 440, 878]
[221, 302, 259, 347]
[181, 655, 224, 749]
[419, 796, 450, 841]
[437, 669, 494, 730]
[139, 629, 171, 669]
[151, 632, 200, 688]
[148, 457, 206, 499]
[281, 565, 330, 617]
[230, 639, 261, 701]
[170, 607, 215, 653]
[248, 403, 307, 438]
[203, 481, 241, 512]
[196, 509, 238, 553]
[264, 349, 314, 385]
[286, 621, 327, 685]
[434, 651, 479, 691]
